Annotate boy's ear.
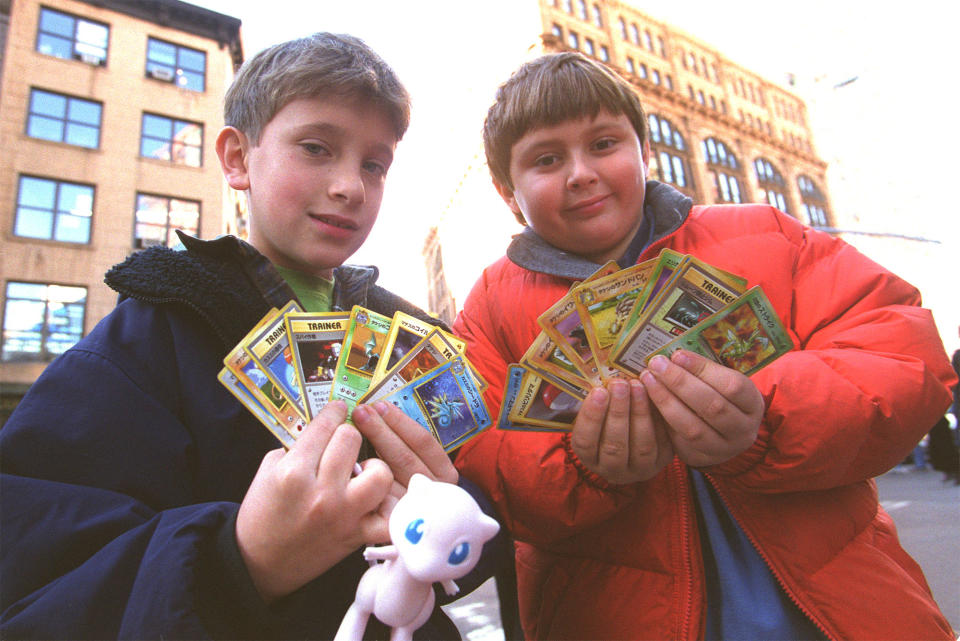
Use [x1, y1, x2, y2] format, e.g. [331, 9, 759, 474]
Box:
[216, 126, 251, 191]
[641, 139, 651, 181]
[493, 180, 527, 225]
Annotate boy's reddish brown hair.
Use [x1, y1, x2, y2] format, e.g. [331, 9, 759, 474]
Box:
[483, 52, 648, 194]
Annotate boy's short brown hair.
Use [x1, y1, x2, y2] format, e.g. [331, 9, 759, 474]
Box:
[224, 32, 410, 145]
[483, 52, 647, 190]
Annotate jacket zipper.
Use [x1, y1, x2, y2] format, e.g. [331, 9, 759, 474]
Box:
[674, 461, 697, 641]
[702, 472, 837, 641]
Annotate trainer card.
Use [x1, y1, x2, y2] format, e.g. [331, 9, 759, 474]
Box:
[330, 306, 393, 417]
[371, 312, 465, 386]
[521, 330, 593, 391]
[361, 328, 463, 405]
[245, 300, 306, 420]
[383, 355, 492, 452]
[507, 365, 584, 431]
[218, 367, 297, 449]
[649, 286, 793, 375]
[224, 316, 307, 439]
[285, 311, 350, 419]
[495, 364, 568, 433]
[609, 256, 747, 376]
[571, 256, 658, 379]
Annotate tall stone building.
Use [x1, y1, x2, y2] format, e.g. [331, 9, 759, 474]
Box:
[423, 0, 832, 319]
[0, 0, 242, 421]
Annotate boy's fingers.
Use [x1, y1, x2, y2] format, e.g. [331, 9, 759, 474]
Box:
[596, 380, 631, 470]
[353, 402, 457, 485]
[346, 456, 393, 515]
[315, 423, 364, 485]
[644, 354, 746, 437]
[570, 387, 609, 465]
[669, 350, 764, 415]
[287, 400, 349, 471]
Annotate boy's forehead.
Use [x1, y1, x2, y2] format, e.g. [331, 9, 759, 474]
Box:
[270, 95, 399, 148]
[513, 111, 634, 147]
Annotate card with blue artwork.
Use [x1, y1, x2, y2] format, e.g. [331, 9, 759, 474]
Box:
[382, 355, 491, 452]
[245, 300, 306, 420]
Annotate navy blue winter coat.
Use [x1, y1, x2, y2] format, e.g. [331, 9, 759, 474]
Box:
[0, 234, 498, 640]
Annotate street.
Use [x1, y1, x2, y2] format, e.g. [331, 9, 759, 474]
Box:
[444, 468, 960, 639]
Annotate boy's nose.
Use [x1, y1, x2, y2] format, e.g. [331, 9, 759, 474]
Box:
[328, 168, 365, 205]
[566, 155, 599, 190]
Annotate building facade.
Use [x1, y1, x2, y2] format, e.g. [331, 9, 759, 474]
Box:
[0, 0, 242, 421]
[423, 0, 834, 318]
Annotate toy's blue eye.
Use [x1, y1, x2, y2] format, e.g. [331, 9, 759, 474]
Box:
[448, 542, 470, 565]
[405, 519, 425, 544]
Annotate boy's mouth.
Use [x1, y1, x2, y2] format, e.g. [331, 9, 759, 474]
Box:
[310, 214, 357, 230]
[567, 194, 609, 213]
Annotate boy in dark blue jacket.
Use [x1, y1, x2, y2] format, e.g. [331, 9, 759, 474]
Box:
[0, 33, 500, 640]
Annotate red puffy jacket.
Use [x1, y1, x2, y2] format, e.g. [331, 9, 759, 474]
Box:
[453, 201, 956, 640]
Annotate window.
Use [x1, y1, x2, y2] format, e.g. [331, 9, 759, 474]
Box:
[146, 37, 206, 91]
[592, 3, 603, 27]
[643, 30, 653, 51]
[664, 75, 673, 91]
[140, 113, 203, 167]
[702, 137, 742, 203]
[630, 23, 640, 45]
[27, 89, 101, 148]
[618, 17, 628, 40]
[14, 175, 93, 243]
[577, 0, 588, 20]
[652, 69, 661, 85]
[599, 46, 609, 62]
[638, 63, 648, 79]
[134, 193, 200, 248]
[798, 175, 828, 226]
[584, 38, 595, 57]
[626, 58, 635, 74]
[568, 31, 580, 50]
[2, 282, 86, 362]
[552, 23, 563, 37]
[658, 37, 666, 57]
[36, 7, 108, 65]
[647, 114, 691, 190]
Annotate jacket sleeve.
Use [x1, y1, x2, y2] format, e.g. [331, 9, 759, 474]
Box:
[706, 213, 957, 492]
[453, 264, 638, 546]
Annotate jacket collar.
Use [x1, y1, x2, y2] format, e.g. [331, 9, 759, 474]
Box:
[505, 180, 692, 280]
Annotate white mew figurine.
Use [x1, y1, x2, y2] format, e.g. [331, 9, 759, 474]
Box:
[334, 474, 500, 641]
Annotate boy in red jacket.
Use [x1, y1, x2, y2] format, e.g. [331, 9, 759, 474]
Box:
[453, 51, 957, 640]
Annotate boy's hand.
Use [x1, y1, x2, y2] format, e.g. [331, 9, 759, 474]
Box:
[570, 378, 675, 484]
[351, 401, 459, 487]
[639, 350, 764, 468]
[235, 400, 393, 604]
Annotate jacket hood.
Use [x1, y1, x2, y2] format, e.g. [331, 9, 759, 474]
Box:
[506, 179, 692, 280]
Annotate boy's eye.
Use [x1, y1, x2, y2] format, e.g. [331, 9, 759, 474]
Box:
[534, 154, 559, 168]
[593, 138, 617, 151]
[301, 142, 330, 156]
[363, 160, 388, 178]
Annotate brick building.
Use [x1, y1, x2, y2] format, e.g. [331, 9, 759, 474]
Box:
[0, 0, 242, 421]
[424, 0, 833, 319]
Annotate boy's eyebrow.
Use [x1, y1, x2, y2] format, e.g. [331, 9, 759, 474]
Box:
[292, 122, 395, 161]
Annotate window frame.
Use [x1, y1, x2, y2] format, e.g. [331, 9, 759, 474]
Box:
[13, 174, 95, 244]
[133, 192, 201, 249]
[35, 6, 109, 66]
[140, 112, 204, 167]
[1, 281, 87, 363]
[145, 36, 206, 92]
[26, 87, 102, 149]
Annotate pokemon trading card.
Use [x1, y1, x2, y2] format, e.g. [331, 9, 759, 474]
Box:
[330, 306, 393, 418]
[571, 256, 658, 380]
[496, 364, 573, 433]
[223, 310, 307, 438]
[521, 330, 594, 391]
[285, 311, 350, 419]
[507, 364, 584, 431]
[536, 262, 618, 385]
[245, 300, 306, 420]
[371, 311, 465, 386]
[382, 355, 491, 452]
[218, 367, 297, 449]
[360, 328, 462, 405]
[649, 286, 793, 376]
[609, 257, 747, 376]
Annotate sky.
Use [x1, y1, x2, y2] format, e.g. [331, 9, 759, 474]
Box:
[189, 0, 959, 350]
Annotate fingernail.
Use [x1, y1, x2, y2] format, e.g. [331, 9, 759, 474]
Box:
[590, 387, 609, 406]
[352, 404, 370, 420]
[640, 370, 657, 387]
[610, 381, 629, 398]
[373, 401, 390, 415]
[648, 355, 668, 373]
[671, 349, 690, 367]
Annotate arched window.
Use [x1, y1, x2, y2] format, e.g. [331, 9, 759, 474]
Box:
[592, 4, 603, 27]
[618, 17, 628, 40]
[702, 137, 743, 203]
[797, 175, 829, 227]
[647, 114, 691, 191]
[754, 157, 788, 213]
